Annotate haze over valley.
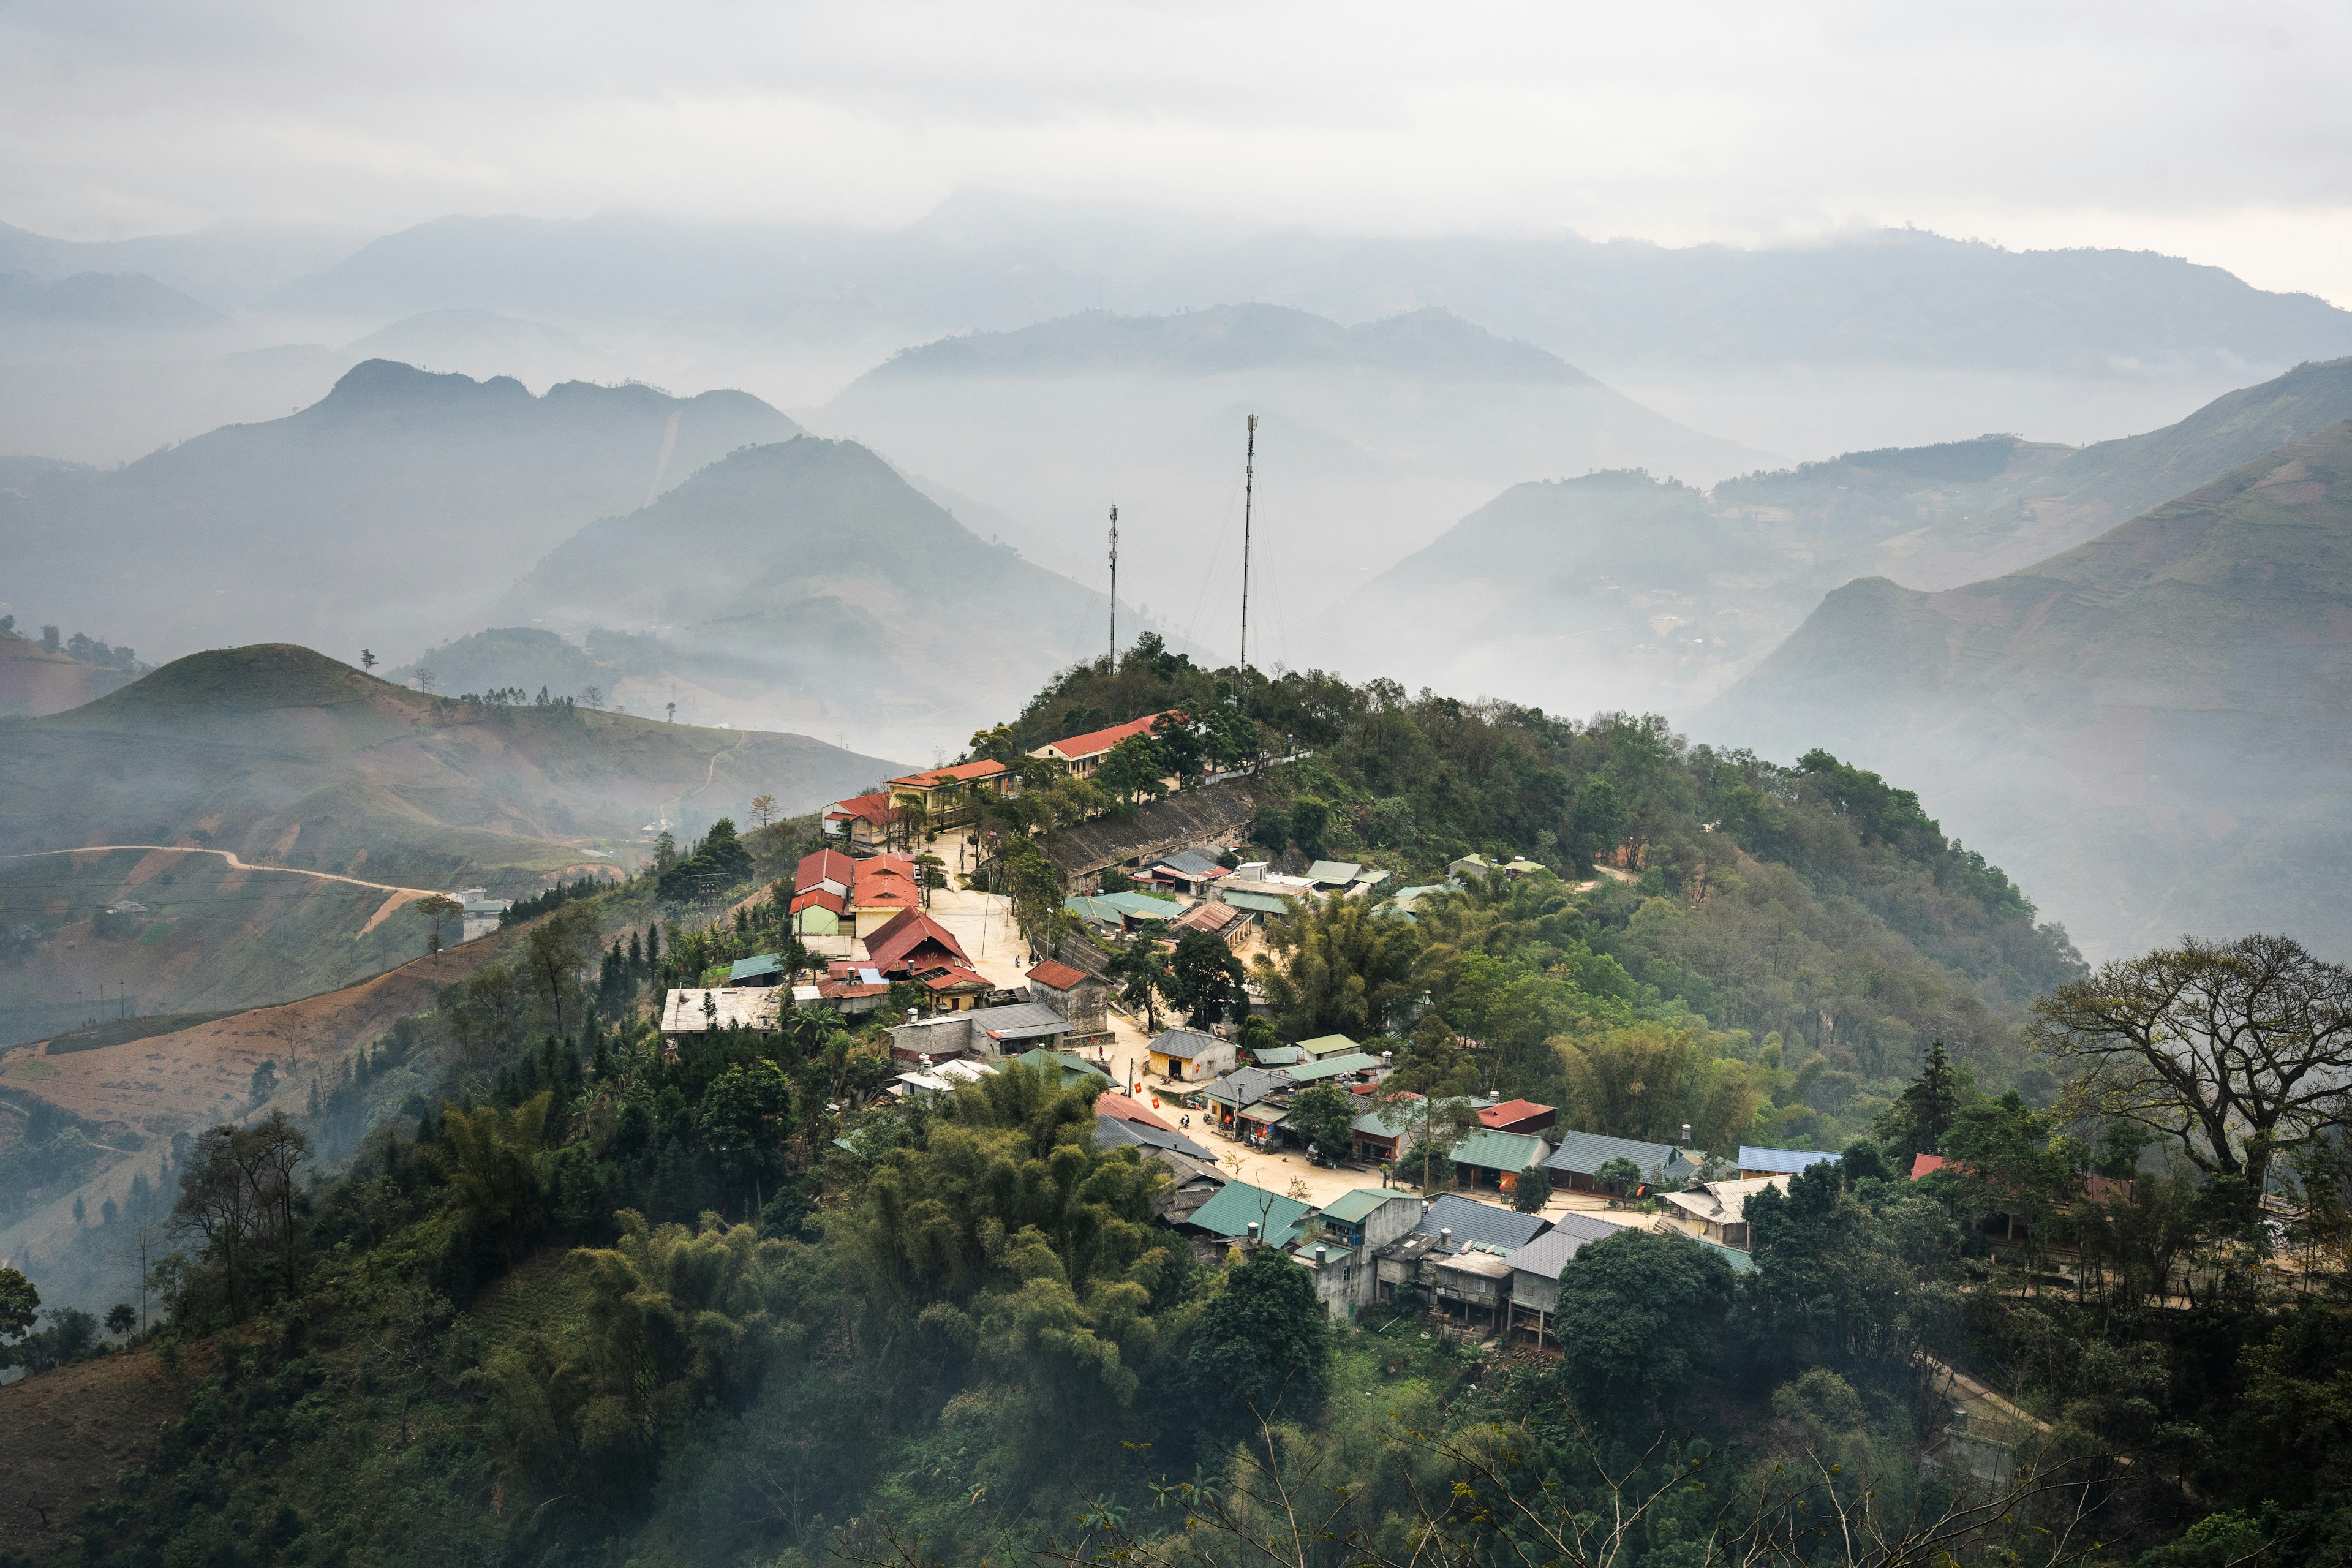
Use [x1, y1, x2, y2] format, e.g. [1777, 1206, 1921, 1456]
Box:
[8, 9, 2352, 1567]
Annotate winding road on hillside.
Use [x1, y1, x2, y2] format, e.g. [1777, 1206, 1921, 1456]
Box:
[0, 845, 443, 897]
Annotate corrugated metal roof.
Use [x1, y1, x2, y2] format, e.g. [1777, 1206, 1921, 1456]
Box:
[1449, 1129, 1551, 1172]
[1305, 859, 1362, 884]
[1318, 1188, 1408, 1224]
[728, 953, 785, 981]
[1152, 1027, 1226, 1060]
[1509, 1211, 1636, 1279]
[1027, 959, 1091, 990]
[1093, 1114, 1216, 1163]
[1199, 1067, 1295, 1105]
[1220, 891, 1291, 915]
[1188, 1180, 1314, 1247]
[1542, 1129, 1701, 1181]
[1295, 1033, 1362, 1058]
[1738, 1146, 1840, 1175]
[1414, 1193, 1549, 1252]
[1282, 1052, 1382, 1083]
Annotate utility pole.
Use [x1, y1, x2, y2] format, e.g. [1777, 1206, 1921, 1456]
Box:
[1107, 503, 1119, 663]
[1239, 414, 1256, 684]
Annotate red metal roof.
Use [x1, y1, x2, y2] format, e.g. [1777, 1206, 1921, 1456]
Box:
[825, 793, 900, 825]
[1027, 959, 1090, 990]
[1477, 1099, 1557, 1129]
[789, 889, 846, 916]
[921, 965, 990, 992]
[888, 759, 1009, 788]
[1035, 709, 1181, 762]
[797, 848, 856, 892]
[865, 909, 971, 971]
[1910, 1153, 1948, 1180]
[1096, 1091, 1178, 1133]
[1171, 900, 1246, 934]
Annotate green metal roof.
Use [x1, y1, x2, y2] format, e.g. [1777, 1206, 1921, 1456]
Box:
[1221, 891, 1291, 915]
[1449, 1129, 1551, 1172]
[729, 953, 785, 981]
[1319, 1188, 1406, 1224]
[1284, 1052, 1382, 1083]
[1294, 1033, 1362, 1058]
[1188, 1181, 1314, 1248]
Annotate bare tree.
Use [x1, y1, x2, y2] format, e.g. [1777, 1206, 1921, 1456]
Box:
[583, 685, 604, 713]
[750, 793, 777, 831]
[2032, 933, 2352, 1196]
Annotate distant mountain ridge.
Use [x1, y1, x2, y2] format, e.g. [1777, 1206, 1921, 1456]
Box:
[0, 360, 799, 668]
[1706, 420, 2352, 960]
[865, 304, 1591, 383]
[1313, 357, 2352, 721]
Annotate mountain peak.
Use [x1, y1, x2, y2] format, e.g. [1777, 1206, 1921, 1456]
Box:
[309, 358, 535, 416]
[62, 644, 396, 724]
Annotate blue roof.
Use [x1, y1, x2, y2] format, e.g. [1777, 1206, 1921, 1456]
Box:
[1414, 1193, 1550, 1253]
[1738, 1146, 1840, 1175]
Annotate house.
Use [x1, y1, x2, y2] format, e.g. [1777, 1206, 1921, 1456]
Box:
[458, 894, 510, 942]
[892, 1058, 998, 1096]
[660, 987, 783, 1039]
[1169, 899, 1249, 943]
[1305, 859, 1363, 889]
[823, 792, 902, 851]
[1147, 1026, 1239, 1084]
[916, 963, 992, 1011]
[1477, 1099, 1558, 1135]
[726, 953, 787, 987]
[1280, 1052, 1384, 1088]
[1027, 959, 1109, 1036]
[1294, 1033, 1366, 1060]
[1294, 1190, 1425, 1323]
[794, 848, 922, 938]
[1093, 1117, 1226, 1221]
[1148, 848, 1232, 897]
[865, 908, 971, 976]
[1386, 883, 1450, 917]
[1028, 710, 1182, 777]
[884, 759, 1012, 827]
[1542, 1130, 1705, 1193]
[1185, 1179, 1314, 1250]
[1195, 1066, 1298, 1136]
[1912, 1153, 1948, 1180]
[791, 979, 891, 1016]
[1661, 1175, 1791, 1249]
[889, 1001, 1076, 1063]
[1415, 1191, 1551, 1254]
[1738, 1146, 1840, 1179]
[845, 855, 923, 935]
[1314, 1189, 1423, 1254]
[1234, 1099, 1291, 1148]
[1449, 1129, 1555, 1195]
[1251, 1045, 1306, 1068]
[1447, 853, 1499, 881]
[1505, 1213, 1635, 1343]
[1063, 890, 1186, 932]
[1350, 1097, 1423, 1163]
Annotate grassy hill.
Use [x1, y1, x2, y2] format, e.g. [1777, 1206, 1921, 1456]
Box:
[0, 360, 799, 672]
[1314, 357, 2352, 721]
[1708, 420, 2352, 960]
[0, 644, 899, 1039]
[497, 435, 1150, 756]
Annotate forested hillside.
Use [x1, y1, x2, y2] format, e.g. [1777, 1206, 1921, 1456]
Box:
[4, 709, 2345, 1568]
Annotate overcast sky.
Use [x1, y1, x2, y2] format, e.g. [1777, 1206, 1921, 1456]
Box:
[5, 0, 2350, 302]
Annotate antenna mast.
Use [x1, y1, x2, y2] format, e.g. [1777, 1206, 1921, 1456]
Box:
[1107, 504, 1118, 663]
[1239, 414, 1256, 684]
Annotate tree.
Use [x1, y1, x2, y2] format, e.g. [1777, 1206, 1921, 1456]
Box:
[2031, 934, 2352, 1197]
[1168, 929, 1248, 1027]
[360, 648, 377, 671]
[1287, 1083, 1356, 1160]
[413, 893, 462, 964]
[1287, 795, 1332, 860]
[1382, 1090, 1474, 1193]
[583, 684, 603, 712]
[172, 1116, 311, 1319]
[749, 792, 776, 830]
[415, 666, 437, 695]
[0, 1266, 37, 1362]
[105, 1302, 136, 1336]
[1593, 1155, 1643, 1197]
[1512, 1163, 1554, 1213]
[1555, 1229, 1735, 1422]
[699, 1059, 794, 1216]
[1250, 894, 1425, 1039]
[1188, 1250, 1330, 1421]
[1095, 734, 1164, 805]
[1877, 1038, 1963, 1166]
[1001, 838, 1064, 951]
[1107, 935, 1174, 1032]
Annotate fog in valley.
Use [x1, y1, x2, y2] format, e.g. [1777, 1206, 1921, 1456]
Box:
[9, 9, 2352, 1566]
